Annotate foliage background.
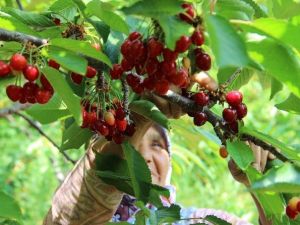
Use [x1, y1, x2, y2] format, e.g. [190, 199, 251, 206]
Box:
[1, 0, 300, 225]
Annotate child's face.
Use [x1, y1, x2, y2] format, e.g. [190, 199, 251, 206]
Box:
[137, 126, 171, 186]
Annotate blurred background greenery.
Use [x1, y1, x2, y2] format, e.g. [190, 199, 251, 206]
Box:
[1, 0, 300, 225]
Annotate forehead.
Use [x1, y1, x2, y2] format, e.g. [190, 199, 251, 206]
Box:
[144, 126, 164, 140]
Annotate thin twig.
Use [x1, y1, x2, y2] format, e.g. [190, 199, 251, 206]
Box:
[121, 77, 129, 115]
[14, 112, 76, 164]
[16, 0, 23, 10]
[0, 29, 47, 46]
[0, 103, 31, 117]
[224, 67, 242, 87]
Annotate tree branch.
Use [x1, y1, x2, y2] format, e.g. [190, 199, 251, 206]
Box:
[0, 103, 31, 117]
[0, 29, 47, 46]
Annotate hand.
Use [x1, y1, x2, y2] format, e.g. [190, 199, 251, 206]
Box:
[143, 71, 218, 119]
[228, 142, 276, 186]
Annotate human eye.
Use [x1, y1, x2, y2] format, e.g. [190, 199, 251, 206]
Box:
[151, 140, 163, 149]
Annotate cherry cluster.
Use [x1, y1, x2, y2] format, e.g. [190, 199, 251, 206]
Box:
[109, 3, 210, 96]
[286, 197, 300, 220]
[81, 100, 135, 144]
[1, 54, 53, 104]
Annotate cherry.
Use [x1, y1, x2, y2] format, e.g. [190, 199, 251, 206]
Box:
[191, 30, 205, 46]
[0, 61, 11, 77]
[160, 61, 176, 77]
[6, 85, 22, 102]
[175, 36, 191, 53]
[121, 58, 134, 71]
[288, 197, 300, 212]
[196, 52, 211, 71]
[86, 66, 97, 78]
[223, 108, 237, 123]
[163, 48, 178, 62]
[40, 75, 54, 93]
[128, 31, 141, 41]
[130, 40, 146, 64]
[170, 69, 188, 87]
[179, 3, 195, 24]
[115, 107, 126, 120]
[104, 111, 115, 126]
[95, 121, 109, 136]
[286, 205, 298, 220]
[145, 58, 159, 75]
[48, 60, 60, 70]
[71, 72, 83, 85]
[147, 38, 163, 58]
[219, 146, 228, 158]
[226, 91, 243, 107]
[121, 39, 132, 57]
[126, 73, 140, 87]
[116, 119, 127, 132]
[10, 54, 27, 71]
[113, 133, 124, 144]
[36, 88, 52, 104]
[22, 82, 38, 103]
[135, 64, 146, 75]
[228, 121, 239, 134]
[236, 103, 247, 120]
[193, 92, 209, 106]
[142, 77, 156, 90]
[193, 112, 207, 126]
[297, 201, 300, 212]
[110, 64, 123, 80]
[23, 65, 39, 81]
[155, 79, 169, 95]
[125, 123, 136, 136]
[53, 18, 61, 26]
[132, 83, 144, 94]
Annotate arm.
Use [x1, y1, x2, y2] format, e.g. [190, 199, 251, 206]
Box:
[43, 114, 153, 225]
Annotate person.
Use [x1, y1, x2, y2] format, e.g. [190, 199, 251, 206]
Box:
[43, 73, 273, 225]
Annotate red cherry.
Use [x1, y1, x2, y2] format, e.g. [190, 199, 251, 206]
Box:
[113, 133, 124, 144]
[48, 60, 60, 70]
[155, 79, 169, 95]
[115, 107, 126, 120]
[193, 92, 209, 106]
[125, 123, 136, 136]
[179, 3, 195, 24]
[121, 58, 134, 71]
[6, 85, 22, 102]
[0, 61, 11, 77]
[196, 52, 211, 71]
[95, 121, 109, 136]
[86, 66, 97, 78]
[135, 64, 146, 75]
[71, 72, 83, 85]
[121, 39, 132, 57]
[228, 121, 239, 134]
[219, 146, 228, 158]
[128, 31, 141, 41]
[286, 205, 298, 220]
[40, 74, 54, 93]
[193, 112, 207, 126]
[104, 111, 115, 126]
[191, 30, 205, 46]
[116, 119, 127, 132]
[23, 65, 39, 81]
[110, 64, 123, 80]
[130, 40, 146, 65]
[236, 103, 247, 120]
[297, 201, 300, 212]
[10, 54, 27, 71]
[226, 91, 243, 107]
[147, 38, 163, 58]
[36, 88, 52, 104]
[175, 36, 191, 53]
[132, 83, 144, 94]
[163, 48, 178, 62]
[145, 58, 159, 75]
[170, 69, 188, 87]
[126, 73, 140, 87]
[223, 108, 237, 123]
[53, 18, 61, 26]
[142, 77, 156, 90]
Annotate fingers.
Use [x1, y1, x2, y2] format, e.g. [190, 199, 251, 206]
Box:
[190, 71, 218, 91]
[260, 148, 269, 172]
[249, 142, 261, 172]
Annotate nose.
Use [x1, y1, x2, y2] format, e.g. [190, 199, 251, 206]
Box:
[138, 143, 153, 164]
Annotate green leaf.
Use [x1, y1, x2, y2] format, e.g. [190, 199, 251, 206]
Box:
[240, 0, 267, 18]
[0, 14, 37, 35]
[2, 7, 54, 27]
[215, 0, 255, 20]
[204, 215, 231, 225]
[271, 0, 300, 19]
[86, 0, 129, 35]
[235, 18, 300, 52]
[61, 122, 93, 150]
[122, 141, 152, 202]
[106, 223, 131, 225]
[0, 191, 22, 223]
[122, 0, 182, 17]
[50, 38, 112, 67]
[50, 0, 78, 22]
[130, 100, 170, 130]
[206, 15, 250, 69]
[226, 140, 254, 170]
[89, 19, 110, 43]
[247, 38, 300, 98]
[26, 95, 71, 124]
[46, 46, 88, 75]
[157, 15, 192, 50]
[275, 94, 300, 114]
[0, 42, 22, 59]
[270, 78, 283, 100]
[155, 204, 181, 224]
[241, 127, 300, 162]
[251, 163, 300, 193]
[41, 66, 82, 124]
